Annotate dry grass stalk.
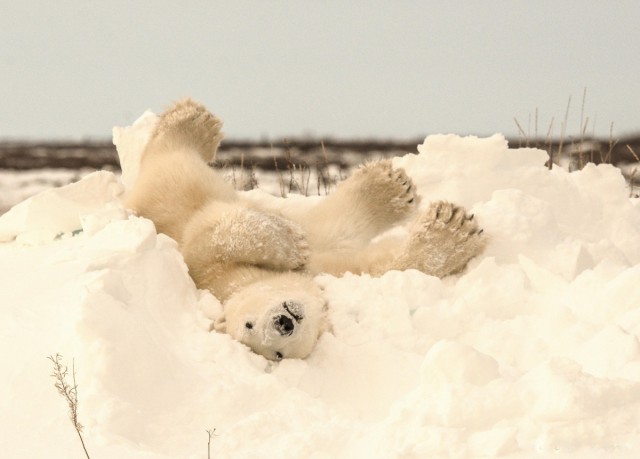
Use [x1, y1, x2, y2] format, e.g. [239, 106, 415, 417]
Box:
[579, 88, 587, 165]
[206, 428, 217, 459]
[556, 96, 572, 168]
[545, 117, 555, 169]
[316, 140, 333, 196]
[626, 145, 640, 198]
[284, 141, 311, 196]
[514, 113, 559, 169]
[514, 90, 629, 173]
[283, 141, 298, 194]
[626, 144, 640, 163]
[273, 140, 334, 197]
[629, 168, 638, 198]
[48, 353, 90, 459]
[602, 123, 616, 164]
[274, 154, 286, 198]
[513, 117, 528, 148]
[235, 154, 258, 191]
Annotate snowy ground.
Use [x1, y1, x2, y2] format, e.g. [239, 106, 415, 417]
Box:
[0, 168, 97, 215]
[1, 125, 640, 458]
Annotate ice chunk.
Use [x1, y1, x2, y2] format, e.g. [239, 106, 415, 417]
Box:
[112, 110, 159, 190]
[0, 171, 124, 244]
[421, 340, 500, 388]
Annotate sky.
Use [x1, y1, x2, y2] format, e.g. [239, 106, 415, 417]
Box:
[1, 1, 639, 141]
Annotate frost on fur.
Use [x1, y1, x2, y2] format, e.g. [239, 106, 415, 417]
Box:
[125, 99, 486, 360]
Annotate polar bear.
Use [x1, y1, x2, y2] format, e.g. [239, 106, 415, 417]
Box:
[125, 99, 486, 361]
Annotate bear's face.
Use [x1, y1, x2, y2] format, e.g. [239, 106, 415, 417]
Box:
[215, 275, 328, 360]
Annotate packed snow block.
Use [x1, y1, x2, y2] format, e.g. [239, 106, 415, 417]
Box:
[571, 325, 640, 377]
[452, 257, 531, 320]
[521, 358, 640, 421]
[420, 340, 499, 388]
[518, 254, 567, 293]
[518, 358, 640, 451]
[0, 171, 125, 244]
[560, 263, 640, 326]
[467, 427, 519, 457]
[75, 227, 221, 454]
[396, 132, 640, 273]
[84, 215, 159, 255]
[479, 189, 559, 263]
[112, 110, 159, 191]
[394, 133, 550, 209]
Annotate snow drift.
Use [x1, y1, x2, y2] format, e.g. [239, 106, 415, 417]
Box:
[1, 119, 640, 458]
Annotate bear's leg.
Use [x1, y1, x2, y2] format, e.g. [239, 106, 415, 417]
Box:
[183, 202, 309, 271]
[308, 237, 403, 277]
[145, 98, 224, 163]
[126, 99, 233, 242]
[298, 159, 419, 252]
[181, 202, 310, 299]
[390, 201, 486, 277]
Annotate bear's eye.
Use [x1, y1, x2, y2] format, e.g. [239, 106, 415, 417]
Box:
[275, 352, 283, 360]
[245, 322, 253, 330]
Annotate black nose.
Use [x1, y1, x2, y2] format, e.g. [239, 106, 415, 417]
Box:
[274, 315, 294, 336]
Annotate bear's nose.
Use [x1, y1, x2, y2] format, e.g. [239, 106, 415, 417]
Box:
[274, 315, 294, 336]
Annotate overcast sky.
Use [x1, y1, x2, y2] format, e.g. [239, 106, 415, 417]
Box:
[1, 1, 638, 141]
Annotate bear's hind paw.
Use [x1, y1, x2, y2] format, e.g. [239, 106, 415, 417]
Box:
[153, 98, 224, 162]
[397, 201, 486, 277]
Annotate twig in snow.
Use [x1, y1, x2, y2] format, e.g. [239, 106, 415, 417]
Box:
[48, 353, 91, 459]
[206, 428, 217, 459]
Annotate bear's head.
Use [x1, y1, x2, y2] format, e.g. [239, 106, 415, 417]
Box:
[214, 273, 329, 360]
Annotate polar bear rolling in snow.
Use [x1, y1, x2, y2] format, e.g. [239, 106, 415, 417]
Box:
[125, 99, 486, 361]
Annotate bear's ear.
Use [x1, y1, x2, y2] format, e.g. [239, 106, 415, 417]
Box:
[212, 315, 227, 333]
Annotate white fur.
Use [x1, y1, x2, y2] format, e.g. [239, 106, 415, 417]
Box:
[125, 99, 486, 360]
[217, 274, 327, 360]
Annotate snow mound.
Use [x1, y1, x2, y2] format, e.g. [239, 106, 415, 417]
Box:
[112, 109, 158, 191]
[0, 171, 125, 244]
[1, 123, 640, 458]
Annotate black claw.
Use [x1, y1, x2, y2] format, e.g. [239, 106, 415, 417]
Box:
[478, 229, 484, 235]
[408, 198, 414, 204]
[447, 209, 461, 224]
[468, 214, 474, 220]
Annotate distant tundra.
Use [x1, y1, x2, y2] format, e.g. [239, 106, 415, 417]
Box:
[125, 99, 486, 360]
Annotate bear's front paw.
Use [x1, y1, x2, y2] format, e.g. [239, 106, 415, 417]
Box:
[346, 159, 419, 223]
[397, 201, 486, 277]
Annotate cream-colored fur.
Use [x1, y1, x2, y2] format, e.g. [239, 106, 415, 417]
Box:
[125, 99, 486, 361]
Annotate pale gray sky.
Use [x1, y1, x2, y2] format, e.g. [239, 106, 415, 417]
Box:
[1, 1, 638, 140]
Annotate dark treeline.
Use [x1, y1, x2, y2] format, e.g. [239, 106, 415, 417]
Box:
[0, 135, 639, 172]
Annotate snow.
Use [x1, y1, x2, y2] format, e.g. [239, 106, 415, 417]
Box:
[0, 168, 96, 215]
[1, 117, 640, 458]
